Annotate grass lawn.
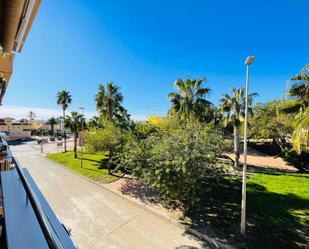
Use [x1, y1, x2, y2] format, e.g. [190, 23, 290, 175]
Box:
[47, 151, 118, 183]
[185, 171, 309, 249]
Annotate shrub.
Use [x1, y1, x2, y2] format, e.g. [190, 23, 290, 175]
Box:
[85, 123, 127, 174]
[133, 123, 158, 139]
[120, 124, 229, 206]
[282, 148, 309, 172]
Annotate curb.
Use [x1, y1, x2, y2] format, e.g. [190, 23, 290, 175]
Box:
[43, 154, 234, 249]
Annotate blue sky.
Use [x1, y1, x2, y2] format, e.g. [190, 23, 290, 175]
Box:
[2, 0, 309, 120]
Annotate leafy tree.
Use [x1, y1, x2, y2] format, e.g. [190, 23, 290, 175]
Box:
[95, 82, 130, 128]
[219, 88, 257, 167]
[133, 122, 158, 139]
[281, 64, 309, 152]
[120, 124, 227, 206]
[249, 100, 294, 151]
[85, 123, 126, 174]
[46, 117, 58, 135]
[57, 90, 72, 151]
[65, 112, 83, 158]
[168, 77, 212, 124]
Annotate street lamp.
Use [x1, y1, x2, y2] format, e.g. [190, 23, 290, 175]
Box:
[41, 117, 44, 153]
[240, 56, 255, 235]
[79, 107, 84, 168]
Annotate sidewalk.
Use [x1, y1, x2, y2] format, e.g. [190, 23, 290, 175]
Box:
[226, 147, 297, 171]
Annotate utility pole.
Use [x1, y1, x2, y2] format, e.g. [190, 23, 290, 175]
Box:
[240, 56, 255, 235]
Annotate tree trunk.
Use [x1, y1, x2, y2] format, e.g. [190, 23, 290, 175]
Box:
[108, 149, 113, 174]
[51, 124, 54, 136]
[108, 103, 113, 122]
[63, 109, 67, 152]
[234, 125, 240, 168]
[73, 134, 77, 158]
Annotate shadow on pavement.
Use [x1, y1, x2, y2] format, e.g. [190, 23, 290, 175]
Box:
[8, 138, 36, 146]
[120, 179, 161, 205]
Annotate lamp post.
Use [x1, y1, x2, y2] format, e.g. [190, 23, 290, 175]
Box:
[79, 107, 84, 168]
[41, 118, 44, 153]
[240, 56, 255, 235]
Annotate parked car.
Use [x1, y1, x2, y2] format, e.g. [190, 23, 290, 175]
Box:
[50, 137, 55, 142]
[57, 136, 63, 141]
[37, 138, 48, 144]
[62, 134, 71, 139]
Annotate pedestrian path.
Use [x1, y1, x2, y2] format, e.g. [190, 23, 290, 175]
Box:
[226, 147, 297, 171]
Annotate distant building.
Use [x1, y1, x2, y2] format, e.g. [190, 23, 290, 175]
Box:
[0, 117, 31, 140]
[30, 119, 43, 130]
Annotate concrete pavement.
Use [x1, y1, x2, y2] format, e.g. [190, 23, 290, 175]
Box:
[226, 147, 296, 171]
[10, 141, 208, 249]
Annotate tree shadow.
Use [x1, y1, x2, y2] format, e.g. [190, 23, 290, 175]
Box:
[182, 177, 309, 249]
[175, 245, 203, 249]
[77, 156, 109, 170]
[120, 179, 161, 205]
[247, 166, 292, 175]
[8, 138, 36, 146]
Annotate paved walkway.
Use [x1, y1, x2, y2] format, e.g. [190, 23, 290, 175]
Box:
[10, 141, 208, 249]
[226, 147, 297, 171]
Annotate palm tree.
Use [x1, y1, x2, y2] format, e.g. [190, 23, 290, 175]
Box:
[220, 88, 257, 167]
[46, 117, 57, 135]
[88, 116, 104, 129]
[291, 108, 309, 153]
[65, 112, 83, 158]
[57, 90, 72, 151]
[27, 111, 36, 122]
[95, 82, 129, 124]
[281, 64, 309, 152]
[168, 77, 212, 123]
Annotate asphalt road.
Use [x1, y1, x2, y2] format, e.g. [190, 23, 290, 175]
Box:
[10, 140, 208, 249]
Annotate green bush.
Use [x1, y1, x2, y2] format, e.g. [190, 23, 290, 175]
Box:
[133, 123, 158, 139]
[85, 123, 127, 174]
[120, 124, 230, 206]
[282, 148, 309, 172]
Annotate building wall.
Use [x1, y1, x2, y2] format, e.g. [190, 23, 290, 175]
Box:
[0, 122, 31, 140]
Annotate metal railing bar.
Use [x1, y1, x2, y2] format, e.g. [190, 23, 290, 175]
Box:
[12, 156, 65, 249]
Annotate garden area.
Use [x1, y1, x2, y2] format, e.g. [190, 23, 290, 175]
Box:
[183, 170, 309, 249]
[49, 65, 309, 248]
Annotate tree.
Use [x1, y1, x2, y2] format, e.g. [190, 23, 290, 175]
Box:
[168, 77, 212, 124]
[291, 107, 309, 153]
[95, 82, 130, 127]
[146, 115, 165, 125]
[85, 123, 126, 174]
[219, 88, 257, 167]
[57, 90, 72, 151]
[65, 112, 83, 158]
[88, 116, 104, 129]
[249, 100, 294, 151]
[28, 111, 36, 122]
[46, 117, 58, 135]
[120, 124, 227, 206]
[281, 64, 309, 153]
[133, 122, 158, 139]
